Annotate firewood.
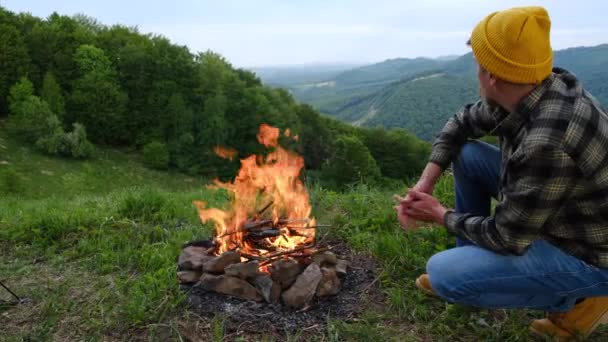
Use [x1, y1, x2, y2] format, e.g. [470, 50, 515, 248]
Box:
[247, 229, 282, 239]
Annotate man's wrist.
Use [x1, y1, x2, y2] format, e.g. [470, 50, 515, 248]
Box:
[418, 162, 442, 195]
[442, 209, 455, 227]
[435, 206, 449, 225]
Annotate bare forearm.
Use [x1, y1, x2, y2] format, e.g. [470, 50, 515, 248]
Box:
[415, 162, 443, 193]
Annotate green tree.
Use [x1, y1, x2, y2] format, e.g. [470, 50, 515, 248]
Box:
[7, 77, 34, 114]
[165, 93, 195, 169]
[0, 20, 30, 116]
[322, 135, 381, 188]
[295, 104, 332, 170]
[7, 78, 55, 143]
[69, 44, 128, 144]
[361, 127, 430, 180]
[41, 71, 66, 119]
[17, 12, 95, 90]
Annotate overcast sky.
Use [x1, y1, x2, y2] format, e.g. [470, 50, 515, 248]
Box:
[2, 0, 607, 67]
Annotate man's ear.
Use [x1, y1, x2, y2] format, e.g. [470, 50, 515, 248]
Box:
[488, 73, 499, 88]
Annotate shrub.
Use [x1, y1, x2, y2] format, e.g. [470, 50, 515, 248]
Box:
[143, 141, 169, 170]
[34, 114, 65, 155]
[62, 123, 95, 158]
[0, 167, 25, 194]
[321, 134, 381, 188]
[32, 117, 94, 158]
[8, 95, 56, 143]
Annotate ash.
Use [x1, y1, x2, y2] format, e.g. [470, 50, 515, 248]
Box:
[182, 243, 381, 334]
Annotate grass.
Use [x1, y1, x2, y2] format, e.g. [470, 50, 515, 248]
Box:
[2, 125, 607, 341]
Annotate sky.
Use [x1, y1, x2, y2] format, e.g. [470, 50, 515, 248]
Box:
[2, 0, 607, 67]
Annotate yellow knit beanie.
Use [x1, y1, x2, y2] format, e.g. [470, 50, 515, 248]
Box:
[470, 6, 553, 84]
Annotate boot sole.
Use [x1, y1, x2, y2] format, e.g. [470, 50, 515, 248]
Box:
[529, 308, 608, 340]
[529, 325, 570, 341]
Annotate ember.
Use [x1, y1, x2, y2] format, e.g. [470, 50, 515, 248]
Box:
[179, 124, 349, 309]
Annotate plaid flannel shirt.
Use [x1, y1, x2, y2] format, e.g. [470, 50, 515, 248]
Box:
[430, 68, 608, 267]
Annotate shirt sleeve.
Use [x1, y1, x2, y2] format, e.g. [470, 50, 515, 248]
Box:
[430, 100, 501, 169]
[444, 144, 576, 255]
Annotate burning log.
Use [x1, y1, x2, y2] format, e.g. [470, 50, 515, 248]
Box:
[218, 217, 326, 244]
[246, 229, 282, 239]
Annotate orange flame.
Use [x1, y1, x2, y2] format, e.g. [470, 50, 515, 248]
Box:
[195, 124, 316, 256]
[214, 146, 237, 161]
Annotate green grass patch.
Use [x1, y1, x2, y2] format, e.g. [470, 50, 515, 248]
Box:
[2, 129, 608, 340]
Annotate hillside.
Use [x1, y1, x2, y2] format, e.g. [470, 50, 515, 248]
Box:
[5, 124, 593, 340]
[268, 44, 608, 141]
[0, 6, 435, 190]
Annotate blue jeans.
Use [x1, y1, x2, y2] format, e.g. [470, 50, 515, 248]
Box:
[427, 141, 608, 312]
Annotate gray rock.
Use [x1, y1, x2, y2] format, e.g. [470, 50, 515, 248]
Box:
[178, 246, 214, 271]
[177, 271, 202, 284]
[203, 250, 241, 273]
[252, 275, 281, 303]
[316, 267, 341, 297]
[312, 251, 338, 266]
[199, 274, 262, 301]
[281, 263, 322, 308]
[225, 261, 259, 279]
[270, 258, 304, 289]
[335, 259, 349, 277]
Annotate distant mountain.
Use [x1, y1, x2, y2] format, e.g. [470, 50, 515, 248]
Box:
[249, 63, 362, 87]
[331, 57, 445, 87]
[435, 55, 460, 61]
[260, 44, 608, 141]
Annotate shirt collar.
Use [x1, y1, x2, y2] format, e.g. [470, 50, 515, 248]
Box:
[495, 73, 555, 137]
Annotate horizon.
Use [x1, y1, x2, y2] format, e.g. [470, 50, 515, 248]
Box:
[247, 44, 608, 69]
[2, 0, 608, 68]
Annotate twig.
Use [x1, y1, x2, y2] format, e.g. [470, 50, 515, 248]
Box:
[0, 280, 20, 302]
[250, 243, 318, 264]
[240, 252, 266, 261]
[360, 274, 381, 297]
[302, 324, 320, 331]
[278, 218, 311, 225]
[263, 244, 316, 259]
[316, 231, 331, 246]
[255, 201, 274, 219]
[311, 248, 328, 256]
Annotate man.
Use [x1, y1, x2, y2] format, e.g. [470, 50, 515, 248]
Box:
[396, 6, 608, 340]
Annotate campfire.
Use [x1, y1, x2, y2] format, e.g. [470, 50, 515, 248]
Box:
[177, 124, 348, 308]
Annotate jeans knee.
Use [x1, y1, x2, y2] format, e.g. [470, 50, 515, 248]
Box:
[452, 142, 481, 175]
[426, 251, 458, 297]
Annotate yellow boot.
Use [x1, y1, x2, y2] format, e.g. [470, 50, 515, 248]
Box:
[415, 274, 438, 297]
[530, 296, 608, 340]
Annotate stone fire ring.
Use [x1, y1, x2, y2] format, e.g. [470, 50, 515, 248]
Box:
[177, 240, 381, 334]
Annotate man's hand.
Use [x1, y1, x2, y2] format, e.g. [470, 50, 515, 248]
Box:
[400, 190, 448, 225]
[393, 195, 420, 231]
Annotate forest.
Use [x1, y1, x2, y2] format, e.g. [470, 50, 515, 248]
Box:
[0, 7, 430, 188]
